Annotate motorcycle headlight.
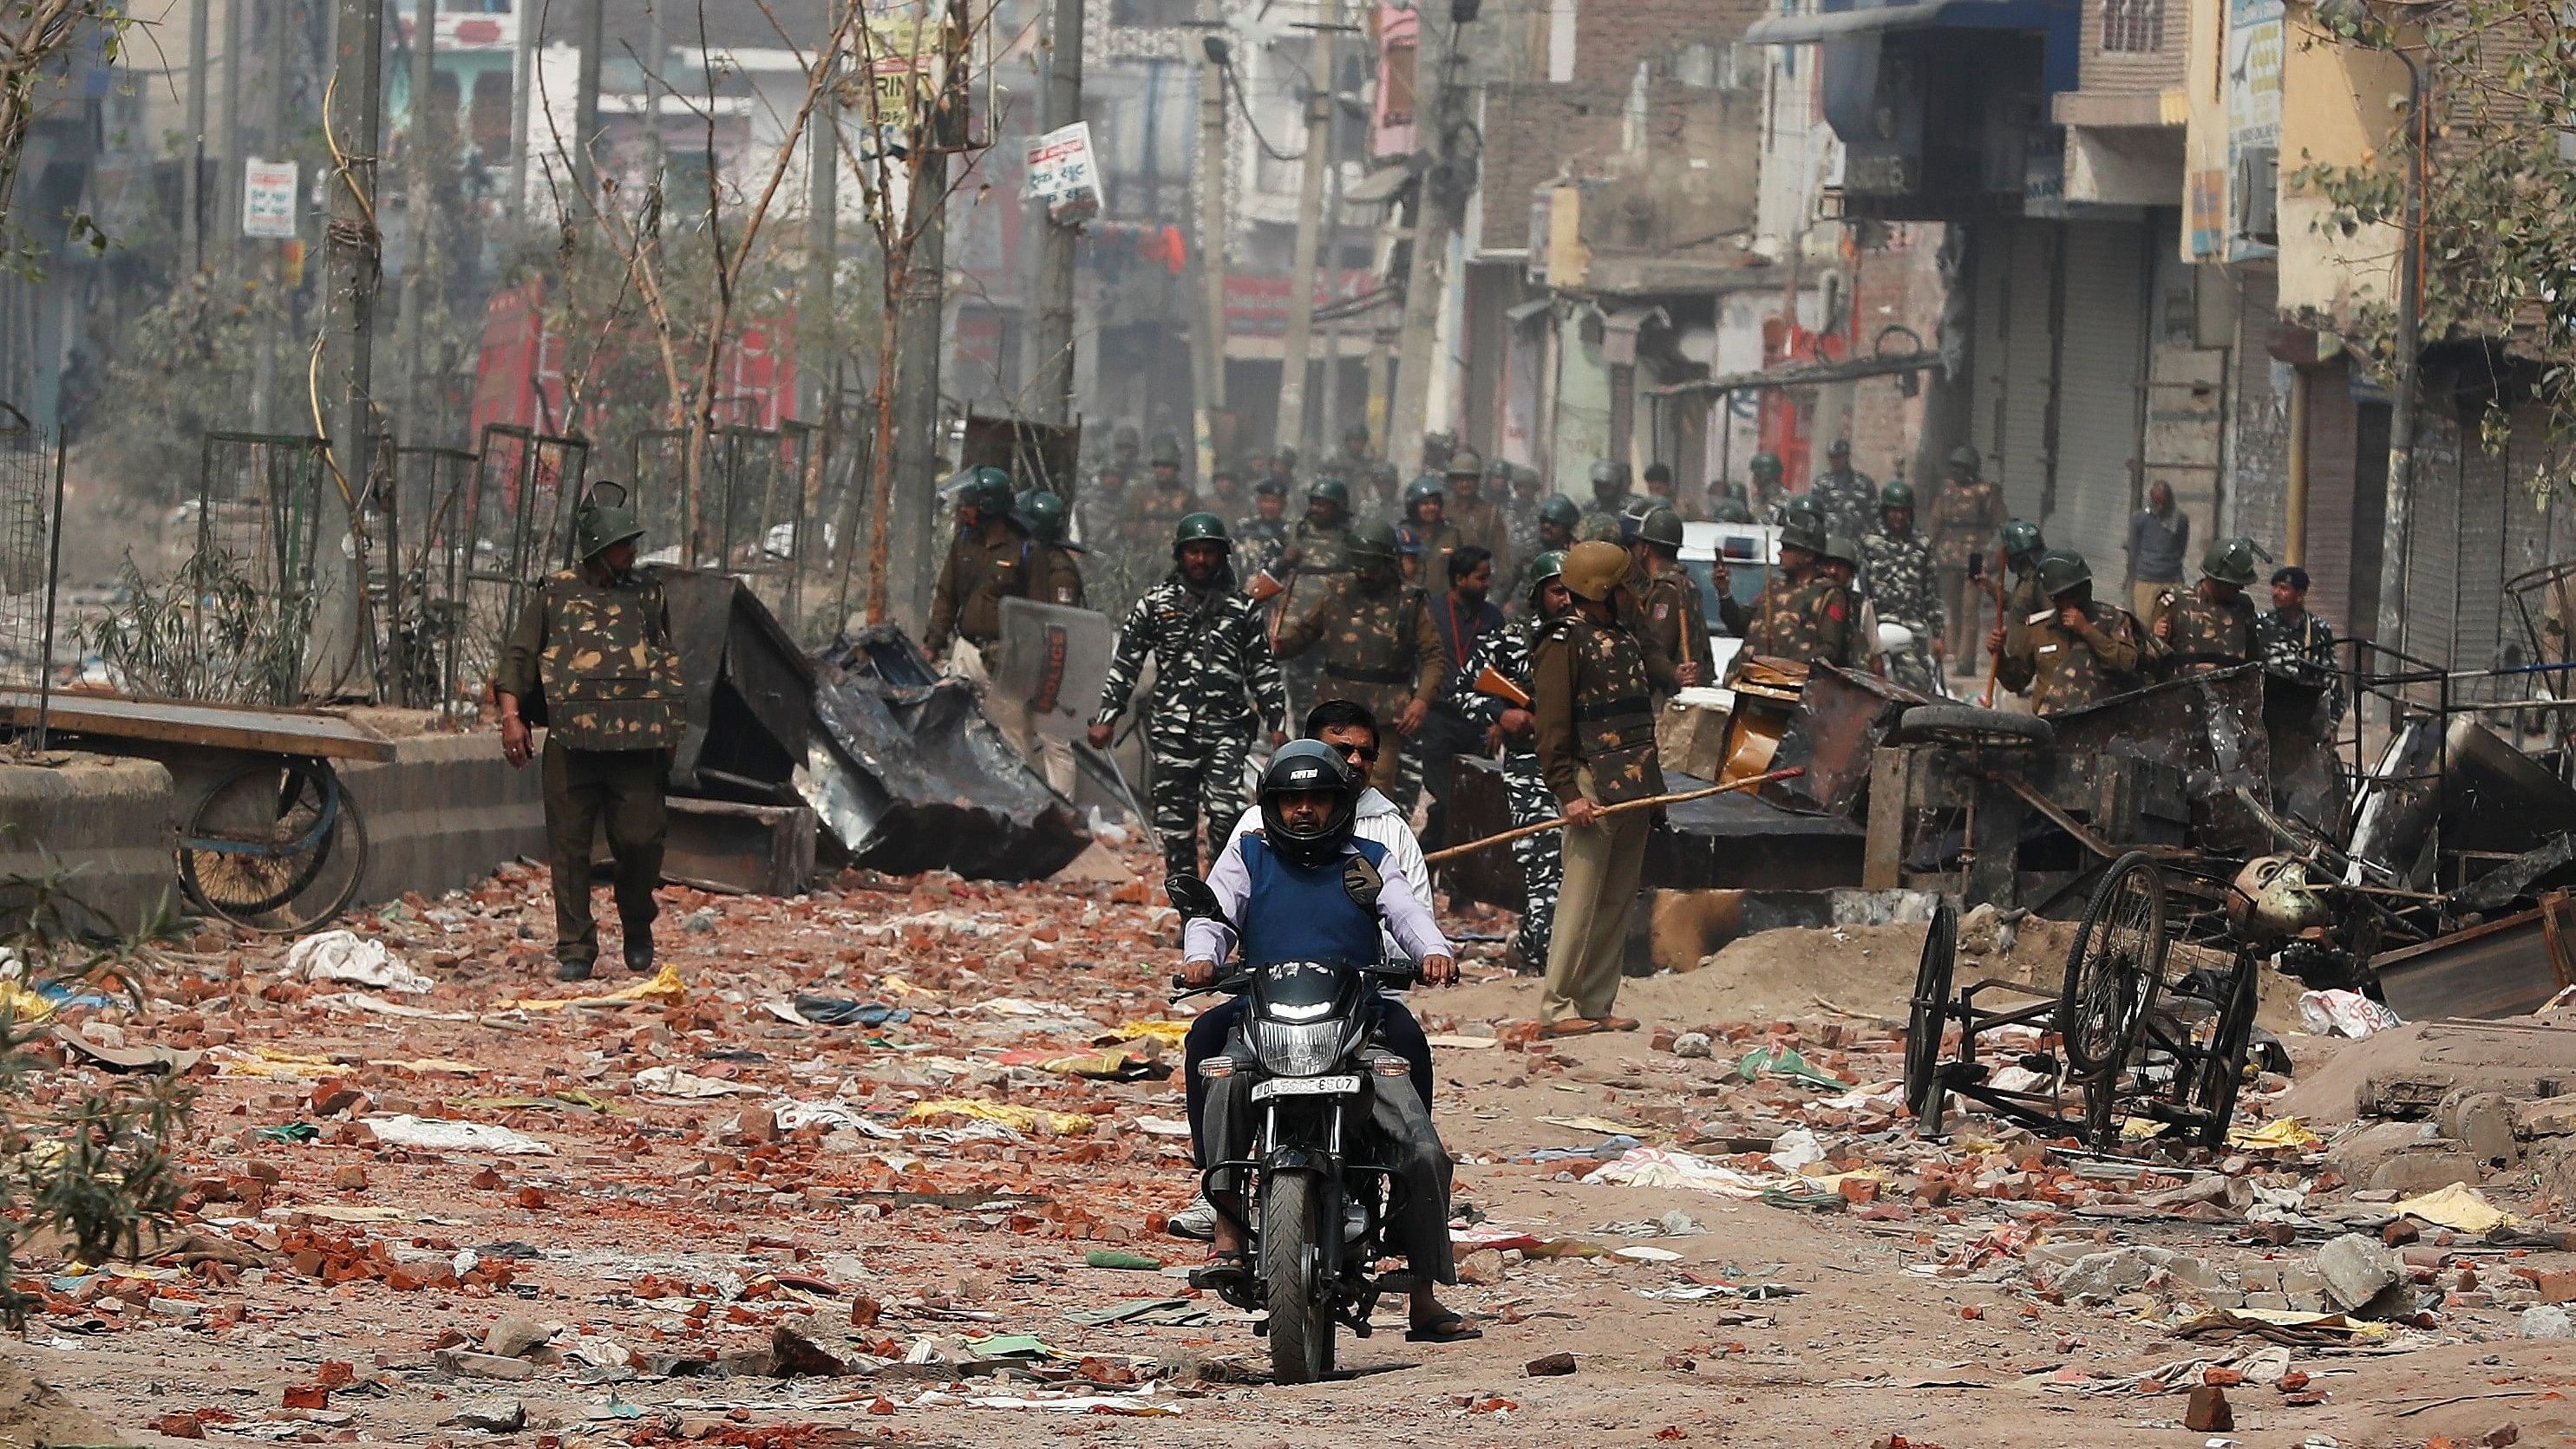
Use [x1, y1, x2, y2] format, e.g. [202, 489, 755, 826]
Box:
[1247, 1019, 1344, 1077]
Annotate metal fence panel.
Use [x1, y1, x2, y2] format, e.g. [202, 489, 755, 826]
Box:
[0, 405, 56, 692]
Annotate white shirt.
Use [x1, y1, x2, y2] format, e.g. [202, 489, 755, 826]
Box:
[1226, 788, 1432, 959]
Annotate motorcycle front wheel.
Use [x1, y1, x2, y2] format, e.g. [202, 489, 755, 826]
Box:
[1260, 1169, 1333, 1383]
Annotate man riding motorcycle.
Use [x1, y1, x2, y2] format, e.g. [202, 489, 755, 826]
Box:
[1180, 741, 1475, 1342]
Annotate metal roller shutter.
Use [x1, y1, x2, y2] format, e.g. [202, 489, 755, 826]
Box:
[1967, 219, 2057, 524]
[2403, 419, 2461, 669]
[2300, 356, 2359, 636]
[2049, 219, 2149, 580]
[2455, 432, 2510, 686]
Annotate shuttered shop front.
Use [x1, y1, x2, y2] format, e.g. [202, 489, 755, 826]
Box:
[1967, 219, 2060, 525]
[2048, 220, 2149, 584]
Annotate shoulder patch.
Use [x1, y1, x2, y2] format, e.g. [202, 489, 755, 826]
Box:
[1825, 595, 1848, 623]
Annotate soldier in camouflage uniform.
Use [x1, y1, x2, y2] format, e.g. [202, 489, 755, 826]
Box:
[2149, 536, 2262, 676]
[1273, 519, 1447, 807]
[1454, 548, 1571, 975]
[1132, 435, 1195, 551]
[1263, 447, 1300, 496]
[1252, 476, 1360, 714]
[1089, 513, 1288, 878]
[1739, 512, 1855, 669]
[1984, 519, 2049, 679]
[1860, 480, 1945, 694]
[1809, 440, 1878, 550]
[1398, 475, 1462, 587]
[1507, 494, 1579, 608]
[1232, 477, 1294, 583]
[1445, 449, 1510, 578]
[1626, 506, 1716, 695]
[1929, 445, 2006, 669]
[2258, 565, 2346, 731]
[495, 486, 686, 982]
[1746, 451, 1784, 514]
[1532, 541, 1677, 1035]
[1578, 459, 1638, 544]
[1997, 550, 2156, 715]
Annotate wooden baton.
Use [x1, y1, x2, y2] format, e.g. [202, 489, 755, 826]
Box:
[1423, 767, 1806, 865]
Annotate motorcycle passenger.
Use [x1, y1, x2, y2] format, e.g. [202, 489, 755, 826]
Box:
[1180, 741, 1475, 1341]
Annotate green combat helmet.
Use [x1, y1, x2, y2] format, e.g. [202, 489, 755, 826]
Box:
[1148, 432, 1184, 468]
[1346, 518, 1402, 569]
[2001, 518, 2044, 563]
[1016, 488, 1075, 546]
[1749, 452, 1784, 481]
[1880, 480, 1917, 510]
[1173, 512, 1232, 555]
[948, 465, 1016, 519]
[1526, 548, 1567, 603]
[1822, 533, 1860, 569]
[1637, 507, 1685, 551]
[1403, 475, 1445, 507]
[1538, 494, 1582, 530]
[2037, 549, 2095, 599]
[2200, 536, 2265, 589]
[1308, 475, 1353, 513]
[1780, 515, 1829, 556]
[1948, 444, 1982, 473]
[572, 481, 644, 559]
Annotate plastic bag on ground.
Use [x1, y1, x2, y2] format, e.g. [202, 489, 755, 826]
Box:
[284, 931, 436, 995]
[365, 1113, 557, 1155]
[2298, 989, 2402, 1039]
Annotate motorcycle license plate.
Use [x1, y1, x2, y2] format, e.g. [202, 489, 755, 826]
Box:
[1252, 1074, 1361, 1100]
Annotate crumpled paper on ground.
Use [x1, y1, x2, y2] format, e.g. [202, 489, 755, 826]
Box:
[365, 1113, 557, 1155]
[1582, 1146, 1776, 1198]
[284, 931, 436, 995]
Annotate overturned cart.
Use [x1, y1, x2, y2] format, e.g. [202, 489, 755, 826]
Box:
[799, 627, 1089, 881]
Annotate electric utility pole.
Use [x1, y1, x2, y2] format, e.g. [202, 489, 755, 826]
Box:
[317, 0, 387, 695]
[886, 0, 971, 630]
[1387, 14, 1464, 469]
[1272, 0, 1338, 454]
[1192, 35, 1228, 480]
[1029, 0, 1082, 428]
[573, 0, 605, 202]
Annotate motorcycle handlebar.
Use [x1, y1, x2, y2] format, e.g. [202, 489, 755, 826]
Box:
[1169, 962, 1422, 995]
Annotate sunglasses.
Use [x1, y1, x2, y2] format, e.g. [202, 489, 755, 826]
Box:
[1334, 743, 1380, 765]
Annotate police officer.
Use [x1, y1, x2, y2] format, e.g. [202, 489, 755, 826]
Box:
[1232, 475, 1294, 583]
[1929, 445, 2006, 669]
[1997, 550, 2154, 715]
[494, 486, 685, 982]
[1708, 480, 1755, 524]
[1508, 493, 1580, 602]
[1821, 533, 1880, 672]
[1253, 475, 1360, 714]
[1104, 424, 1143, 480]
[1860, 480, 1944, 693]
[1454, 548, 1569, 975]
[1133, 435, 1194, 547]
[1741, 511, 1855, 668]
[926, 467, 1034, 666]
[1746, 451, 1785, 512]
[1016, 488, 1087, 608]
[1090, 514, 1288, 878]
[2150, 536, 2262, 675]
[1445, 447, 1509, 576]
[1273, 519, 1447, 808]
[1578, 460, 1635, 544]
[1400, 474, 1462, 586]
[1810, 440, 1877, 548]
[1533, 540, 1675, 1036]
[1263, 447, 1300, 495]
[1627, 506, 1717, 693]
[1327, 421, 1395, 514]
[1984, 519, 2048, 678]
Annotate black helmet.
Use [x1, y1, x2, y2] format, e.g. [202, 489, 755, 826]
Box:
[2037, 549, 2094, 598]
[2000, 518, 2043, 562]
[1586, 459, 1622, 492]
[1252, 474, 1289, 497]
[1309, 476, 1352, 512]
[1174, 512, 1232, 554]
[1346, 518, 1402, 568]
[1538, 494, 1581, 530]
[1258, 740, 1359, 867]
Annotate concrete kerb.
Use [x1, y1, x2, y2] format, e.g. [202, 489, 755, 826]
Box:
[0, 754, 183, 937]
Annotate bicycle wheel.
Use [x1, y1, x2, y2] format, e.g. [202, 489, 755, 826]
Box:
[2187, 950, 2260, 1149]
[2058, 852, 2168, 1078]
[178, 760, 370, 934]
[1906, 898, 1958, 1122]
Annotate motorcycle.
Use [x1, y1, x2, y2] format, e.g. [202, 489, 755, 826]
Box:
[1168, 875, 1422, 1383]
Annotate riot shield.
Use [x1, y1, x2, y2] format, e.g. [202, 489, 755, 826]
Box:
[997, 596, 1117, 742]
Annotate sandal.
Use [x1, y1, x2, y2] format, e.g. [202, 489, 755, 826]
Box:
[1597, 1015, 1641, 1033]
[1186, 1250, 1252, 1293]
[1406, 1312, 1484, 1343]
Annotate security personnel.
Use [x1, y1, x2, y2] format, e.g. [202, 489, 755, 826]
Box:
[1273, 519, 1447, 807]
[1263, 447, 1300, 495]
[1746, 450, 1785, 512]
[1860, 480, 1943, 694]
[1741, 512, 1854, 668]
[1446, 448, 1510, 577]
[1133, 434, 1195, 546]
[1997, 549, 2154, 715]
[1232, 476, 1294, 583]
[1809, 439, 1877, 549]
[1090, 514, 1288, 878]
[2258, 565, 2346, 731]
[2151, 536, 2262, 675]
[1016, 488, 1087, 607]
[1509, 494, 1580, 597]
[1398, 475, 1462, 586]
[925, 467, 1034, 665]
[1821, 533, 1880, 673]
[1532, 540, 1675, 1035]
[1328, 421, 1396, 515]
[1578, 460, 1636, 544]
[494, 486, 684, 982]
[1930, 445, 2006, 669]
[1709, 480, 1755, 524]
[1627, 506, 1717, 692]
[1454, 548, 1569, 975]
[1984, 518, 2048, 676]
[1254, 475, 1361, 715]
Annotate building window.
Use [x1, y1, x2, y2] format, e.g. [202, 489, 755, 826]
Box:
[1381, 41, 1416, 127]
[2102, 0, 2163, 52]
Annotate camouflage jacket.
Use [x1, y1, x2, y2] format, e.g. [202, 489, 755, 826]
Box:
[1742, 573, 1855, 667]
[1448, 495, 1510, 573]
[1453, 621, 1540, 763]
[2257, 607, 2347, 728]
[926, 522, 1036, 654]
[1531, 614, 1668, 807]
[1286, 517, 1353, 580]
[1860, 528, 1942, 637]
[2150, 587, 2258, 673]
[1997, 598, 2151, 715]
[1132, 485, 1196, 545]
[1272, 574, 1447, 720]
[1930, 479, 2006, 571]
[1094, 575, 1286, 748]
[1809, 467, 1878, 546]
[1232, 514, 1293, 581]
[495, 567, 683, 753]
[1577, 500, 1638, 545]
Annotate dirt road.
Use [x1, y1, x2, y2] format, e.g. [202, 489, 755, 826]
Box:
[19, 852, 2574, 1448]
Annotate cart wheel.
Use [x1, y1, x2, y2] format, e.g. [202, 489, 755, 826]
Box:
[1893, 704, 2056, 750]
[1906, 897, 1958, 1124]
[178, 760, 370, 935]
[2058, 852, 2168, 1078]
[2188, 950, 2260, 1149]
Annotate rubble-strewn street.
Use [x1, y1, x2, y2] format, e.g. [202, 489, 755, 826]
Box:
[10, 848, 2576, 1448]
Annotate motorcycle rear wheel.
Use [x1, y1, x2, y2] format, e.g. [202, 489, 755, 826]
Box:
[1260, 1170, 1333, 1383]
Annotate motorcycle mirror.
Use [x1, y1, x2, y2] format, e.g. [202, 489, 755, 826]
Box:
[1165, 874, 1221, 921]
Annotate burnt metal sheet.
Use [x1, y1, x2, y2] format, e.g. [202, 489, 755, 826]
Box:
[597, 796, 816, 896]
[655, 566, 816, 796]
[2043, 663, 2272, 855]
[1767, 662, 1921, 814]
[801, 626, 1089, 881]
[2350, 716, 2576, 886]
[2373, 895, 2576, 1021]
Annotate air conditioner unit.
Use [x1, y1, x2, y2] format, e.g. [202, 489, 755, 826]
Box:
[2233, 147, 2279, 244]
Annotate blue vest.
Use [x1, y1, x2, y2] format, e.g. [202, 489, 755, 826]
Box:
[1237, 834, 1388, 966]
